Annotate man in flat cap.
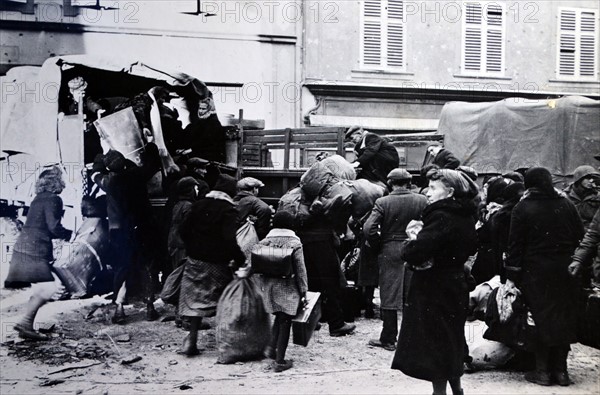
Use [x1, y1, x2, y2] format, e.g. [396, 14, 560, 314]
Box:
[234, 177, 273, 240]
[363, 168, 428, 351]
[345, 126, 400, 185]
[185, 157, 210, 199]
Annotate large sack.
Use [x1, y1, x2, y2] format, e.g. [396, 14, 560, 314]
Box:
[94, 107, 145, 166]
[300, 161, 338, 199]
[315, 181, 354, 231]
[277, 187, 312, 225]
[216, 277, 271, 364]
[53, 218, 110, 298]
[347, 179, 386, 219]
[465, 321, 515, 370]
[320, 155, 356, 181]
[236, 219, 259, 264]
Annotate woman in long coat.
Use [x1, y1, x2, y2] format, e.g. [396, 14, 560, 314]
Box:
[505, 167, 584, 386]
[6, 166, 72, 340]
[392, 169, 478, 395]
[178, 174, 246, 355]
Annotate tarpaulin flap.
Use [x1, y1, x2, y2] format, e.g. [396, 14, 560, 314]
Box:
[440, 96, 600, 176]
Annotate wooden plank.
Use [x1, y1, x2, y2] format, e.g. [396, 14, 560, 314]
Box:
[283, 129, 291, 171]
[291, 133, 338, 142]
[309, 114, 440, 131]
[244, 127, 346, 136]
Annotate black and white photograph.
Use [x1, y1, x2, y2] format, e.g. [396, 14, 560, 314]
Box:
[0, 1, 599, 394]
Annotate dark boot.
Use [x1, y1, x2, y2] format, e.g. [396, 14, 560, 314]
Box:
[146, 299, 159, 321]
[550, 345, 571, 386]
[524, 347, 551, 386]
[111, 303, 126, 324]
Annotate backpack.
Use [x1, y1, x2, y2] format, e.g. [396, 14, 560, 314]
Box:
[251, 245, 295, 278]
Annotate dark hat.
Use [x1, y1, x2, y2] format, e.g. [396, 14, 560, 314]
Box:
[572, 165, 600, 184]
[387, 168, 412, 181]
[594, 155, 600, 162]
[187, 157, 209, 168]
[501, 182, 525, 203]
[176, 176, 200, 197]
[103, 150, 127, 172]
[344, 126, 363, 141]
[524, 167, 554, 194]
[486, 177, 509, 204]
[213, 174, 238, 198]
[273, 210, 295, 230]
[237, 177, 265, 190]
[502, 171, 525, 183]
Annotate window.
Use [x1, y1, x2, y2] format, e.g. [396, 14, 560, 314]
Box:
[360, 0, 405, 70]
[557, 8, 598, 80]
[461, 1, 505, 76]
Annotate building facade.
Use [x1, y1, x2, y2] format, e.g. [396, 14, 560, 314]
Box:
[302, 0, 599, 132]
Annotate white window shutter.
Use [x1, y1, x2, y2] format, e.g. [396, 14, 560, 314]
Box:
[386, 0, 404, 67]
[462, 1, 505, 75]
[361, 0, 405, 70]
[363, 0, 383, 66]
[559, 10, 577, 76]
[579, 11, 596, 77]
[558, 8, 597, 79]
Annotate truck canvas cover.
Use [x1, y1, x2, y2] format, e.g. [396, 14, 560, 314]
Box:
[439, 96, 600, 177]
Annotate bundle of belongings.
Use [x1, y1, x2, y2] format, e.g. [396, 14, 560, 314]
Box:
[278, 155, 385, 231]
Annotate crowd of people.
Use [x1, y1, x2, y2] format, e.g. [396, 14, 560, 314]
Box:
[4, 122, 600, 395]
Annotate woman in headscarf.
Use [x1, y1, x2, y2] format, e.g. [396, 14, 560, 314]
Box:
[392, 169, 478, 395]
[505, 167, 584, 386]
[178, 174, 246, 355]
[6, 166, 72, 340]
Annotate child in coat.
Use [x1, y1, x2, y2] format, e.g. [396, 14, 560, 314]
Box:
[254, 211, 308, 372]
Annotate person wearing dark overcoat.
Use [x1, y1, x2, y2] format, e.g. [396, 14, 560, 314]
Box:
[184, 95, 227, 163]
[255, 211, 309, 372]
[6, 166, 72, 341]
[92, 143, 162, 323]
[344, 126, 400, 185]
[489, 182, 525, 282]
[296, 211, 356, 337]
[392, 168, 478, 395]
[427, 144, 461, 170]
[471, 177, 509, 284]
[234, 177, 273, 240]
[178, 174, 246, 355]
[505, 167, 585, 387]
[569, 209, 600, 288]
[363, 169, 428, 351]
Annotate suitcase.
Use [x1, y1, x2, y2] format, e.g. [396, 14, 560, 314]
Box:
[577, 289, 600, 350]
[53, 218, 110, 297]
[292, 291, 321, 347]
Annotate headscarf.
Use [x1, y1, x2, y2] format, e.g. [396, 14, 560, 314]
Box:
[524, 167, 557, 197]
[486, 177, 509, 204]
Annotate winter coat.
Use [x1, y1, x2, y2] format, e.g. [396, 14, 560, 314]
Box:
[363, 188, 428, 309]
[432, 148, 460, 170]
[254, 229, 309, 316]
[7, 192, 72, 283]
[564, 186, 600, 230]
[392, 198, 477, 381]
[180, 194, 246, 267]
[354, 133, 400, 184]
[184, 114, 227, 163]
[571, 209, 600, 283]
[234, 191, 272, 240]
[505, 189, 584, 346]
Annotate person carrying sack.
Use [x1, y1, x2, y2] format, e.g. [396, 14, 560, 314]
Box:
[252, 211, 309, 372]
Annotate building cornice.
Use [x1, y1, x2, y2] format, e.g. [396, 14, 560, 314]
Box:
[304, 80, 600, 101]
